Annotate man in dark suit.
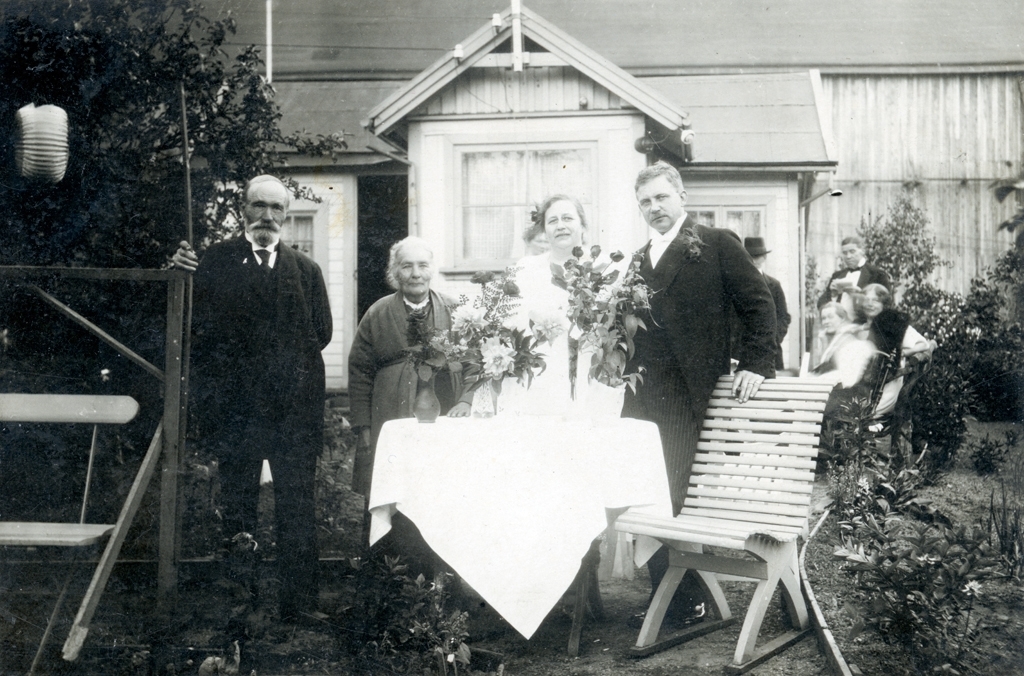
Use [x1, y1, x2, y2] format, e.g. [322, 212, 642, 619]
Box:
[622, 161, 777, 618]
[173, 175, 332, 623]
[816, 235, 891, 315]
[744, 237, 790, 370]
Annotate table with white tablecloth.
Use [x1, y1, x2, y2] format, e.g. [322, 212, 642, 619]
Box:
[368, 415, 673, 639]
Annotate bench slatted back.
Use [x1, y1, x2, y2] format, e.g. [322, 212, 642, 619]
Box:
[681, 376, 833, 538]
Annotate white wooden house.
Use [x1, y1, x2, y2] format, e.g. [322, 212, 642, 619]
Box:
[208, 0, 1022, 391]
[267, 5, 834, 389]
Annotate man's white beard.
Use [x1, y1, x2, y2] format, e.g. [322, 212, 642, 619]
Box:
[249, 225, 280, 248]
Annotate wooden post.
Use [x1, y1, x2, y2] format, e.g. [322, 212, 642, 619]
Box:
[158, 276, 186, 610]
[511, 0, 523, 71]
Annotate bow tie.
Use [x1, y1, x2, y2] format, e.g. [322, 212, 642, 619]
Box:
[847, 266, 862, 273]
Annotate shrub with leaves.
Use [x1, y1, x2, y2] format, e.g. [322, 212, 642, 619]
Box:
[820, 393, 882, 468]
[968, 431, 1019, 476]
[860, 193, 949, 295]
[835, 514, 997, 673]
[344, 554, 471, 675]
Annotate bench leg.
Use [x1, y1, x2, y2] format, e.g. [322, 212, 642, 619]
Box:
[778, 554, 808, 630]
[733, 539, 797, 665]
[636, 560, 684, 647]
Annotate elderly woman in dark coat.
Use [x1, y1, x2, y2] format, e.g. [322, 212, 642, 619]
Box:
[348, 237, 471, 498]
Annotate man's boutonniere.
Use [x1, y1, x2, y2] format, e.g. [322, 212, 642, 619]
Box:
[679, 226, 706, 261]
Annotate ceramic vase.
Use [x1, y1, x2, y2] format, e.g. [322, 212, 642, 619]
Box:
[413, 373, 441, 423]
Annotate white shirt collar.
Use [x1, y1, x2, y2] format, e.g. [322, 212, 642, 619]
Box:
[244, 232, 279, 268]
[404, 295, 431, 311]
[652, 213, 687, 244]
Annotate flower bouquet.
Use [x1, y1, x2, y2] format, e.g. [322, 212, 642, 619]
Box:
[448, 269, 548, 415]
[562, 245, 651, 399]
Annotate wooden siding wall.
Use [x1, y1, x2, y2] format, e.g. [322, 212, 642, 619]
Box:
[806, 73, 1023, 296]
[413, 66, 625, 116]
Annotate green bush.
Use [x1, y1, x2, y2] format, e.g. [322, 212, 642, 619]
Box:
[968, 431, 1019, 476]
[343, 553, 471, 675]
[836, 514, 997, 673]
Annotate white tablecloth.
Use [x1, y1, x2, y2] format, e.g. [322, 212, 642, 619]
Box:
[368, 415, 672, 639]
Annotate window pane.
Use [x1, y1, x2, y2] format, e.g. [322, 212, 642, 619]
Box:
[692, 210, 716, 228]
[531, 149, 592, 203]
[282, 214, 314, 256]
[725, 210, 762, 240]
[463, 207, 516, 260]
[464, 151, 523, 206]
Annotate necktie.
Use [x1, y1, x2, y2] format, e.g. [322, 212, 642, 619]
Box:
[255, 249, 271, 270]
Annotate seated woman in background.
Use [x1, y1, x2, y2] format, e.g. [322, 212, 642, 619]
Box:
[819, 284, 934, 451]
[812, 301, 860, 379]
[854, 283, 934, 417]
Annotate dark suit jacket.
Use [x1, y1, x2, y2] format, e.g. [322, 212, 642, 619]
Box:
[191, 236, 332, 448]
[627, 219, 778, 418]
[765, 273, 790, 369]
[817, 263, 891, 309]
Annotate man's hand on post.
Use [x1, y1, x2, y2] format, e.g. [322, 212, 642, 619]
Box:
[171, 240, 199, 272]
[731, 370, 765, 404]
[358, 427, 371, 450]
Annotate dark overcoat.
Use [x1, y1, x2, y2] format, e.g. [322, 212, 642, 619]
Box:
[623, 219, 777, 513]
[190, 236, 332, 451]
[765, 273, 791, 369]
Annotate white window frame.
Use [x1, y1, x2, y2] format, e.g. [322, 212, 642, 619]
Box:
[686, 193, 777, 242]
[279, 210, 318, 259]
[450, 140, 599, 271]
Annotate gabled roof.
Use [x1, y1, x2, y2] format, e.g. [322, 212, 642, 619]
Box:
[363, 5, 688, 139]
[643, 71, 837, 169]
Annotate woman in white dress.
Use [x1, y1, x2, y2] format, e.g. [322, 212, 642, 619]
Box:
[496, 194, 626, 418]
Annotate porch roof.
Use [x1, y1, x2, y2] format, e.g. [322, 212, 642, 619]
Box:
[273, 80, 403, 164]
[642, 71, 837, 168]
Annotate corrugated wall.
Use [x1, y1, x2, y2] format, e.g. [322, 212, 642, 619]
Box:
[807, 73, 1022, 295]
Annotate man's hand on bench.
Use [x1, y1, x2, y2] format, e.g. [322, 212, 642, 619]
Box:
[731, 370, 765, 404]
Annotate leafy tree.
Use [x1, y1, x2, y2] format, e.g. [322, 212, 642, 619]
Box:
[0, 0, 345, 529]
[0, 0, 345, 268]
[859, 192, 948, 294]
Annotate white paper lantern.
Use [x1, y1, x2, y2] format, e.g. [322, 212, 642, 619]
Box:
[15, 103, 69, 183]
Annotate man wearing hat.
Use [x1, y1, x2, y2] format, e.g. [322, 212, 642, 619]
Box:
[744, 237, 790, 370]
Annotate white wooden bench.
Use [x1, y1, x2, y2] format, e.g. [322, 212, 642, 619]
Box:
[614, 375, 833, 674]
[0, 393, 163, 671]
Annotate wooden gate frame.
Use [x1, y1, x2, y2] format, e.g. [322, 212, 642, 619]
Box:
[0, 266, 188, 637]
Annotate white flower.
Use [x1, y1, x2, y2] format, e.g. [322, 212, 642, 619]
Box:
[451, 304, 487, 333]
[480, 336, 515, 379]
[530, 311, 565, 343]
[963, 581, 982, 596]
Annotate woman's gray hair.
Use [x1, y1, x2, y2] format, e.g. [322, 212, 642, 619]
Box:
[386, 236, 434, 291]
